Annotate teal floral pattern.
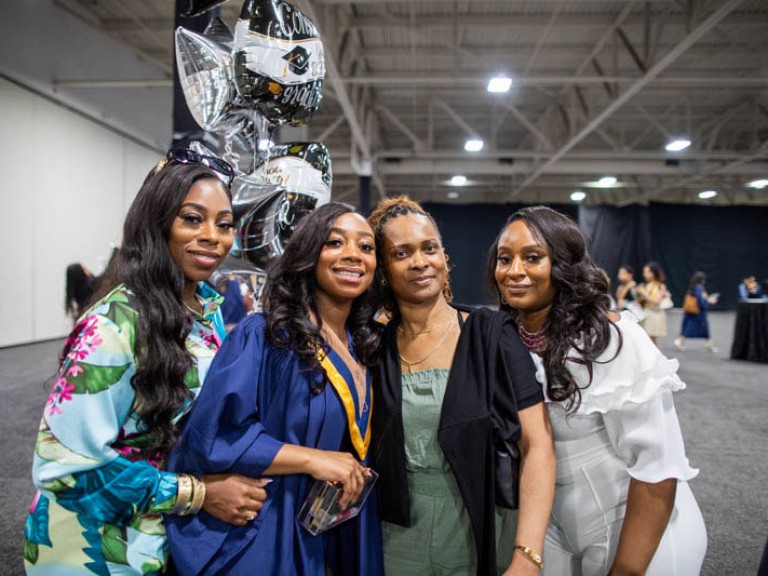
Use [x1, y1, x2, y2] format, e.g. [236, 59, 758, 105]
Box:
[23, 283, 224, 575]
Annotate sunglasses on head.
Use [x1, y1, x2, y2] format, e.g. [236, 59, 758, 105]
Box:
[165, 148, 235, 187]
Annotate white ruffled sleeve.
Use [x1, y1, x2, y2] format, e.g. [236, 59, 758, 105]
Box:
[574, 318, 698, 482]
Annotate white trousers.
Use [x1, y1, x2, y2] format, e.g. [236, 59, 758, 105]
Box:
[543, 448, 707, 575]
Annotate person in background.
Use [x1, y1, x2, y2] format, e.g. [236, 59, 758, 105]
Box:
[636, 261, 671, 346]
[165, 202, 384, 576]
[675, 271, 719, 352]
[739, 275, 765, 300]
[23, 154, 268, 574]
[64, 263, 97, 321]
[215, 273, 248, 331]
[369, 196, 555, 576]
[615, 264, 645, 323]
[489, 206, 706, 576]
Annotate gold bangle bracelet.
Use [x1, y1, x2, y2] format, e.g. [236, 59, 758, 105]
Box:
[187, 476, 206, 515]
[171, 474, 192, 516]
[514, 545, 544, 570]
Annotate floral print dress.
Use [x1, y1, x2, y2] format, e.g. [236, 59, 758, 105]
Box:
[23, 283, 225, 575]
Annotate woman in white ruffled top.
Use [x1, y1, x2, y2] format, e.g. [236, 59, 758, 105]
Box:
[487, 206, 706, 576]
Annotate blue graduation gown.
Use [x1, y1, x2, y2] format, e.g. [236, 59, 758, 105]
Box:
[165, 313, 383, 576]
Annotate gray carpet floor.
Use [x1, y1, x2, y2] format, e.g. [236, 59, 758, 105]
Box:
[1, 310, 766, 575]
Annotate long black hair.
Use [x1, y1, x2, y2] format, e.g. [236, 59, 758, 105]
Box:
[486, 205, 619, 412]
[65, 263, 95, 318]
[95, 161, 231, 454]
[261, 202, 381, 390]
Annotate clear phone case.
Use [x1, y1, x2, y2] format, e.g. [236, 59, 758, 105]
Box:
[297, 469, 379, 535]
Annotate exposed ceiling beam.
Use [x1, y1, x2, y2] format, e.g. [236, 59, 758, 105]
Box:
[506, 0, 746, 200]
[53, 75, 768, 90]
[626, 137, 768, 204]
[339, 76, 767, 87]
[353, 44, 764, 61]
[347, 13, 760, 29]
[99, 12, 764, 34]
[499, 102, 554, 151]
[294, 0, 371, 164]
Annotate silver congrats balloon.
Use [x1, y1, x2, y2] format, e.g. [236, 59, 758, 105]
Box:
[233, 0, 326, 127]
[250, 142, 332, 204]
[175, 24, 238, 133]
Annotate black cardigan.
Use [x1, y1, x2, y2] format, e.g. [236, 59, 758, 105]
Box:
[372, 304, 543, 575]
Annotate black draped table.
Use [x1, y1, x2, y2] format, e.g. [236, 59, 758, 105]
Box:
[730, 302, 768, 363]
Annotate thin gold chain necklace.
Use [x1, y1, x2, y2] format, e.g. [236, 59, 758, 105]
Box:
[397, 314, 455, 337]
[398, 316, 457, 373]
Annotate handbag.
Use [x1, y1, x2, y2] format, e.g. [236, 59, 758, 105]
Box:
[683, 293, 701, 315]
[660, 294, 674, 310]
[494, 435, 520, 510]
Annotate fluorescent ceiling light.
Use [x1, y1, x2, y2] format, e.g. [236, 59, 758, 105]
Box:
[665, 139, 691, 152]
[449, 175, 467, 186]
[747, 179, 768, 189]
[570, 190, 587, 202]
[487, 76, 512, 93]
[698, 190, 717, 199]
[447, 191, 460, 199]
[596, 176, 617, 188]
[464, 138, 484, 152]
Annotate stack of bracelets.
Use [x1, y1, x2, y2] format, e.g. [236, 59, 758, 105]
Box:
[171, 474, 206, 516]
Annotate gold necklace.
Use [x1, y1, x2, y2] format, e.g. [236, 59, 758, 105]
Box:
[397, 314, 455, 337]
[183, 296, 202, 316]
[398, 316, 457, 373]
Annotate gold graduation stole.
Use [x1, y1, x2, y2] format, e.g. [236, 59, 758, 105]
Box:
[317, 350, 372, 460]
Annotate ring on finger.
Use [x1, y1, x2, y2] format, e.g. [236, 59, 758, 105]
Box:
[245, 511, 256, 521]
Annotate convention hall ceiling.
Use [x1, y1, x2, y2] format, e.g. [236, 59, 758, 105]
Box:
[53, 0, 768, 206]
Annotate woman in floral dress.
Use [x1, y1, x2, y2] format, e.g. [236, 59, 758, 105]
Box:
[23, 153, 268, 575]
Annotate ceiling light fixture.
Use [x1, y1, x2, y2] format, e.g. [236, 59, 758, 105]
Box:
[698, 190, 717, 199]
[570, 190, 586, 202]
[747, 179, 768, 189]
[447, 191, 460, 199]
[449, 175, 467, 186]
[596, 176, 617, 188]
[464, 138, 484, 152]
[487, 75, 512, 94]
[665, 138, 691, 152]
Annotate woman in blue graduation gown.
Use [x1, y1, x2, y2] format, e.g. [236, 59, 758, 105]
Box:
[165, 203, 384, 575]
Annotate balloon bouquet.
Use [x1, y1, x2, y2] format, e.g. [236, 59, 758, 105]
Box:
[176, 0, 329, 309]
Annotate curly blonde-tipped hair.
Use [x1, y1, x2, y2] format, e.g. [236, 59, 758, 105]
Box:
[368, 195, 453, 314]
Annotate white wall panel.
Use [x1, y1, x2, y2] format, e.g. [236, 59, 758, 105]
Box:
[0, 78, 161, 347]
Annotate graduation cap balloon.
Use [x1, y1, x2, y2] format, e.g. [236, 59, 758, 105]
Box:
[233, 0, 326, 127]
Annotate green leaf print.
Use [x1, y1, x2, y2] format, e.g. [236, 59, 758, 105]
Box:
[101, 523, 128, 564]
[37, 427, 98, 467]
[68, 363, 132, 395]
[23, 538, 39, 564]
[108, 300, 137, 348]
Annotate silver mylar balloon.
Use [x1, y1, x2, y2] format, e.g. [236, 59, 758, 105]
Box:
[175, 25, 237, 133]
[233, 0, 326, 127]
[229, 177, 318, 272]
[250, 142, 332, 205]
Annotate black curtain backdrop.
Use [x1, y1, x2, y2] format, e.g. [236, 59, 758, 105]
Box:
[423, 202, 578, 306]
[647, 203, 768, 310]
[425, 202, 766, 310]
[581, 203, 768, 310]
[579, 204, 651, 291]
